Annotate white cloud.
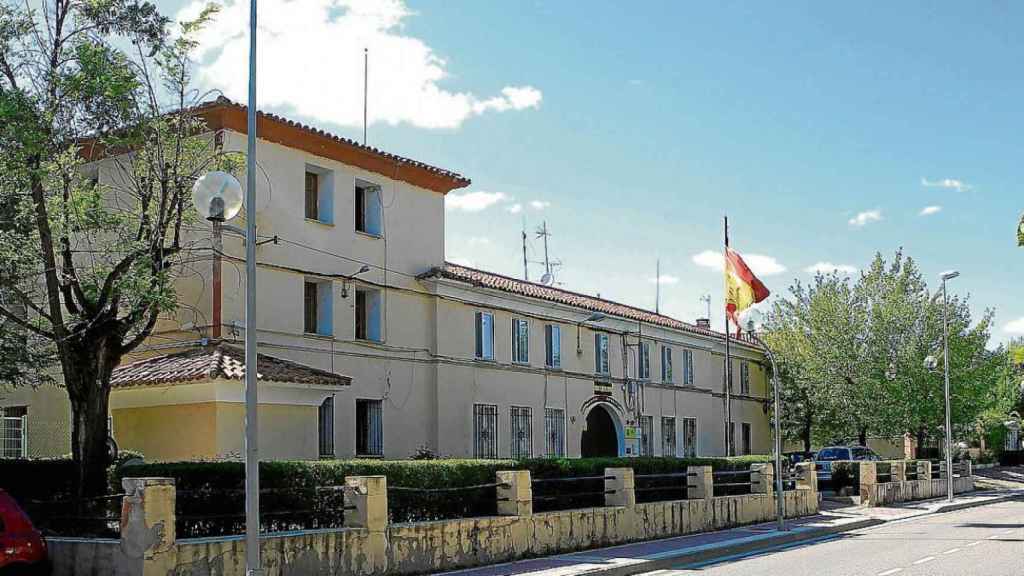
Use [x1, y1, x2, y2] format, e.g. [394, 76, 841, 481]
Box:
[1003, 317, 1024, 334]
[804, 262, 857, 275]
[921, 177, 971, 192]
[446, 191, 509, 212]
[691, 250, 786, 276]
[648, 274, 680, 285]
[529, 200, 551, 210]
[848, 210, 882, 228]
[506, 203, 523, 214]
[179, 0, 542, 130]
[919, 205, 942, 216]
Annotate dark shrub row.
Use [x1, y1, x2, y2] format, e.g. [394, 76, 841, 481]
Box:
[2, 455, 769, 538]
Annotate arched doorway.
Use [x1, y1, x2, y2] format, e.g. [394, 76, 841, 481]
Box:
[581, 404, 620, 457]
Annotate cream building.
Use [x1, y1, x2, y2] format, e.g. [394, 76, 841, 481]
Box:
[0, 98, 769, 462]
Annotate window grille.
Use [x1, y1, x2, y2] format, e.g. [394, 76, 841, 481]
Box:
[0, 407, 26, 459]
[682, 417, 698, 458]
[661, 417, 676, 457]
[511, 406, 533, 459]
[356, 399, 383, 456]
[474, 404, 498, 459]
[318, 397, 334, 457]
[544, 408, 565, 457]
[639, 415, 653, 456]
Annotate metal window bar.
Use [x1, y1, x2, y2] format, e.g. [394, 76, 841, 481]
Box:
[1, 416, 25, 458]
[640, 415, 653, 456]
[682, 417, 697, 458]
[474, 404, 498, 459]
[544, 408, 565, 457]
[356, 399, 383, 456]
[318, 397, 334, 457]
[510, 406, 532, 459]
[661, 417, 676, 456]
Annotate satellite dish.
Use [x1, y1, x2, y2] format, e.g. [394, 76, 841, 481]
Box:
[540, 273, 552, 285]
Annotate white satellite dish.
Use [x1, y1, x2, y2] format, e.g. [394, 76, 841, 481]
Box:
[540, 272, 552, 285]
[192, 171, 243, 222]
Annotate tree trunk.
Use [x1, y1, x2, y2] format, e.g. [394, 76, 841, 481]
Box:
[63, 330, 122, 498]
[858, 427, 868, 447]
[802, 416, 813, 452]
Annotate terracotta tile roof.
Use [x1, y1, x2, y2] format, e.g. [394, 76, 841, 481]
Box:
[110, 344, 351, 388]
[194, 97, 471, 194]
[421, 263, 762, 349]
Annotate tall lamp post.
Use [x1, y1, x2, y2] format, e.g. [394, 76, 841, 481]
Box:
[745, 316, 786, 531]
[193, 165, 260, 573]
[926, 270, 959, 503]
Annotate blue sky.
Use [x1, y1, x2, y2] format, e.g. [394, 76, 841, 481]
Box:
[166, 0, 1024, 340]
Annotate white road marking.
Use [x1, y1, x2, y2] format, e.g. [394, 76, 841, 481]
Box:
[966, 540, 982, 547]
[942, 548, 960, 555]
[878, 569, 903, 576]
[1003, 529, 1017, 535]
[913, 556, 936, 565]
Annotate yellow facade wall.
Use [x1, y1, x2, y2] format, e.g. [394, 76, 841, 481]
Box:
[113, 403, 219, 462]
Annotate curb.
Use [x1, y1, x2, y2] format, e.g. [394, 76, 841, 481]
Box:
[932, 491, 1024, 514]
[587, 518, 885, 576]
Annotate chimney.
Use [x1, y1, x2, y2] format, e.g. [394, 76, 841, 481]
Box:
[696, 318, 711, 329]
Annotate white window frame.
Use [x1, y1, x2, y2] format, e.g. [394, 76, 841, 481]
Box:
[1, 408, 27, 459]
[355, 286, 383, 342]
[682, 417, 698, 458]
[303, 278, 333, 336]
[511, 318, 530, 364]
[475, 312, 495, 360]
[304, 165, 335, 224]
[595, 333, 610, 375]
[661, 346, 673, 383]
[355, 180, 383, 237]
[545, 324, 561, 368]
[682, 349, 694, 386]
[638, 341, 651, 380]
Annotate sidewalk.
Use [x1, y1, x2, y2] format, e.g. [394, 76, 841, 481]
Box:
[435, 490, 1023, 576]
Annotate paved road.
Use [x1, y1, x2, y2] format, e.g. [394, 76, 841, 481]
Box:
[646, 499, 1024, 576]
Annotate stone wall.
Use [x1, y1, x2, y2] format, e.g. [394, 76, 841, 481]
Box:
[859, 460, 974, 507]
[47, 464, 819, 576]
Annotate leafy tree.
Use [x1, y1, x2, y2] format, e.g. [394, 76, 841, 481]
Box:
[765, 250, 1008, 453]
[0, 0, 232, 496]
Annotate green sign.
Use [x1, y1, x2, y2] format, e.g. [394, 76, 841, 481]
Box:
[624, 426, 642, 440]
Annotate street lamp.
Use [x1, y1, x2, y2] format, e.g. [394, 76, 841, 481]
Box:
[745, 314, 786, 532]
[938, 269, 959, 502]
[576, 311, 607, 354]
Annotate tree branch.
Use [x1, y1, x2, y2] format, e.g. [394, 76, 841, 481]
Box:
[121, 305, 159, 354]
[0, 303, 55, 339]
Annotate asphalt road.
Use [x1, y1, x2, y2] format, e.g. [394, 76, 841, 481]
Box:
[646, 499, 1024, 576]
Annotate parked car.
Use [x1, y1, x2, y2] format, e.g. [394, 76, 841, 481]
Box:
[815, 445, 882, 489]
[0, 489, 49, 575]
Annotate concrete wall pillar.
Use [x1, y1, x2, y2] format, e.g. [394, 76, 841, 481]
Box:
[917, 460, 932, 481]
[687, 466, 714, 500]
[891, 461, 906, 484]
[120, 477, 175, 575]
[795, 462, 817, 493]
[751, 463, 774, 495]
[497, 470, 533, 517]
[604, 468, 635, 508]
[344, 475, 389, 531]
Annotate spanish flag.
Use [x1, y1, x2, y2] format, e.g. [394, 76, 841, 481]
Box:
[725, 247, 770, 335]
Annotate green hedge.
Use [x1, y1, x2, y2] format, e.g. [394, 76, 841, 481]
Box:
[111, 456, 769, 536]
[3, 456, 769, 538]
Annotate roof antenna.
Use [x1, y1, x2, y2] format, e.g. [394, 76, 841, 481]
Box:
[655, 258, 661, 313]
[535, 220, 561, 285]
[521, 218, 529, 281]
[363, 47, 368, 145]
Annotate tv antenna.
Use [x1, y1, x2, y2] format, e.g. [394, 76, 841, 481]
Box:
[699, 293, 711, 320]
[533, 220, 561, 285]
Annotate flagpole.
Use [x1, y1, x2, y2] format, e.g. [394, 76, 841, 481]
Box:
[724, 216, 733, 457]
